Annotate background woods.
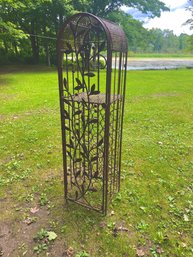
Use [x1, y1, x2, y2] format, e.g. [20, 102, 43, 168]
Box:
[0, 0, 192, 65]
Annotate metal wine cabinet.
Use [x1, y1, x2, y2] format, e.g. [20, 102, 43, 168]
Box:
[57, 12, 128, 214]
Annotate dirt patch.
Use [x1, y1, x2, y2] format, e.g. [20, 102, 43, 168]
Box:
[131, 92, 181, 103]
[0, 191, 69, 257]
[0, 77, 9, 87]
[0, 108, 58, 122]
[0, 223, 18, 257]
[149, 92, 181, 98]
[0, 206, 50, 256]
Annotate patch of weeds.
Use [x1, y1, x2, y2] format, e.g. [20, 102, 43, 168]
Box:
[154, 231, 168, 244]
[39, 193, 49, 206]
[112, 192, 122, 204]
[150, 247, 164, 257]
[33, 228, 57, 254]
[31, 185, 40, 193]
[60, 225, 67, 233]
[107, 222, 116, 230]
[18, 242, 28, 256]
[23, 215, 37, 225]
[136, 220, 149, 232]
[76, 251, 89, 257]
[0, 156, 22, 185]
[33, 243, 48, 254]
[24, 193, 34, 203]
[49, 220, 58, 229]
[34, 229, 49, 241]
[0, 166, 32, 186]
[47, 203, 55, 210]
[127, 190, 139, 203]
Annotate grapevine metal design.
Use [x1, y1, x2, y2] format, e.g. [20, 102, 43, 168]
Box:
[57, 13, 128, 214]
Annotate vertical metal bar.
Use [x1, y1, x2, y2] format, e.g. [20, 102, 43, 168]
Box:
[97, 33, 100, 207]
[103, 47, 112, 214]
[112, 52, 117, 193]
[113, 52, 122, 192]
[118, 52, 128, 191]
[57, 59, 68, 201]
[116, 52, 125, 190]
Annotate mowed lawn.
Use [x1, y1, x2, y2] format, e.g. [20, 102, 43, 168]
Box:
[0, 66, 193, 257]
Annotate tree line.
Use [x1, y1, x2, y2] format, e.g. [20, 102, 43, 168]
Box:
[0, 0, 192, 65]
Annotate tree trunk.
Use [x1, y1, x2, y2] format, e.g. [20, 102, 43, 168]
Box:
[3, 40, 8, 53]
[45, 42, 51, 66]
[30, 35, 39, 63]
[13, 42, 18, 55]
[29, 21, 39, 63]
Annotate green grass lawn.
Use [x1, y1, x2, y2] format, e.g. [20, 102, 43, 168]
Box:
[0, 66, 193, 257]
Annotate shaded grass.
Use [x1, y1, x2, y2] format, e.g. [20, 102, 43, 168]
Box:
[0, 66, 193, 256]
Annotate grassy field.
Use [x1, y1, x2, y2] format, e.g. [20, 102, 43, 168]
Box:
[0, 66, 193, 257]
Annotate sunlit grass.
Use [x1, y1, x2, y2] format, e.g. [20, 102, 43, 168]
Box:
[0, 66, 193, 256]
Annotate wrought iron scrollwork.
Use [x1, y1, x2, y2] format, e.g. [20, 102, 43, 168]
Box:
[57, 13, 128, 213]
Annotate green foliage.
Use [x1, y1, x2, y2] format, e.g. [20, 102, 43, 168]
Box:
[33, 228, 57, 254]
[0, 0, 171, 65]
[33, 243, 48, 254]
[39, 193, 49, 206]
[76, 251, 89, 257]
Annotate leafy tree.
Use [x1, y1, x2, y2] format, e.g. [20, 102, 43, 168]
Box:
[73, 0, 169, 17]
[0, 0, 171, 64]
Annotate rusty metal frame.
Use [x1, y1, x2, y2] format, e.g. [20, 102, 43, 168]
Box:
[57, 12, 128, 214]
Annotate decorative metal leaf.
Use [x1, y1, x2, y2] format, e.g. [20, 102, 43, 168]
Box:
[64, 125, 71, 132]
[90, 90, 100, 95]
[90, 84, 95, 93]
[66, 143, 73, 149]
[64, 109, 70, 119]
[75, 170, 81, 178]
[76, 78, 82, 86]
[63, 98, 72, 106]
[70, 139, 74, 148]
[82, 98, 88, 108]
[64, 49, 72, 54]
[82, 144, 88, 155]
[74, 85, 84, 91]
[80, 151, 86, 158]
[83, 171, 89, 177]
[75, 129, 80, 137]
[84, 72, 95, 77]
[97, 138, 103, 147]
[89, 118, 98, 124]
[81, 114, 85, 122]
[102, 103, 106, 109]
[67, 151, 73, 159]
[91, 156, 98, 162]
[74, 110, 82, 116]
[74, 158, 82, 163]
[63, 77, 67, 89]
[93, 171, 99, 179]
[88, 187, 97, 192]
